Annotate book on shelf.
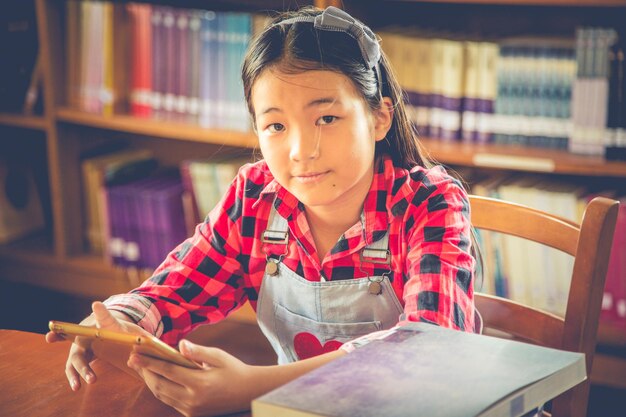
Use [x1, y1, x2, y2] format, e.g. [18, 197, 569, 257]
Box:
[103, 172, 187, 270]
[474, 40, 499, 144]
[186, 10, 202, 124]
[128, 2, 153, 118]
[252, 322, 586, 417]
[198, 9, 219, 128]
[67, 1, 262, 129]
[570, 27, 618, 156]
[180, 156, 249, 224]
[81, 148, 156, 254]
[605, 39, 626, 161]
[493, 37, 575, 150]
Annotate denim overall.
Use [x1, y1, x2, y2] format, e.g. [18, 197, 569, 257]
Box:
[256, 204, 404, 364]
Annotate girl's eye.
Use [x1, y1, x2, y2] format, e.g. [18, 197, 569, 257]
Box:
[267, 123, 285, 133]
[317, 115, 337, 125]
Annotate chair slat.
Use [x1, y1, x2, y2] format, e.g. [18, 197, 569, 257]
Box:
[469, 195, 579, 255]
[475, 293, 563, 349]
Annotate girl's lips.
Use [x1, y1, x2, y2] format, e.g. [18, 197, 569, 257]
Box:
[293, 171, 329, 183]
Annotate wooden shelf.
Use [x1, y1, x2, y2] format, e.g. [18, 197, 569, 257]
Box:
[420, 138, 626, 178]
[392, 0, 626, 6]
[0, 234, 55, 261]
[56, 108, 258, 148]
[0, 247, 256, 323]
[0, 113, 47, 131]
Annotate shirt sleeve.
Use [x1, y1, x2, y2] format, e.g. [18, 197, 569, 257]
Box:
[105, 170, 249, 346]
[401, 174, 476, 332]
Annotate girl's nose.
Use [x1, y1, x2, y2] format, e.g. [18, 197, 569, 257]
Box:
[289, 128, 320, 161]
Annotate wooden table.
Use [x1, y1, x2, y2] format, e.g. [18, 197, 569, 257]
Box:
[0, 321, 276, 417]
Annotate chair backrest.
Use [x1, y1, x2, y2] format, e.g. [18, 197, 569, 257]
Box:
[469, 195, 619, 417]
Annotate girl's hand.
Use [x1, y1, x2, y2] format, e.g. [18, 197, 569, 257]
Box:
[45, 301, 150, 391]
[127, 340, 259, 417]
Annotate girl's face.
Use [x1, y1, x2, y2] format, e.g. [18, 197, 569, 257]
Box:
[252, 68, 392, 212]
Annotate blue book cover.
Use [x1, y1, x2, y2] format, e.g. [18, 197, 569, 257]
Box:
[198, 10, 218, 128]
[232, 12, 252, 132]
[215, 12, 229, 129]
[252, 323, 585, 417]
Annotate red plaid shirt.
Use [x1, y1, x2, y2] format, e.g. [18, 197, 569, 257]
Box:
[105, 154, 475, 346]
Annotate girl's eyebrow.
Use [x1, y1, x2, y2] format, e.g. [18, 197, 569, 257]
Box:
[258, 97, 340, 116]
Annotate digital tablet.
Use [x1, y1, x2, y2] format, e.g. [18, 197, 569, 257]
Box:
[49, 320, 201, 369]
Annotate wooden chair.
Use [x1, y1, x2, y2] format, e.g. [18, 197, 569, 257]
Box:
[469, 195, 619, 417]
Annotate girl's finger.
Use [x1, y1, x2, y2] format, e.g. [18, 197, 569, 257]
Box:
[128, 353, 195, 391]
[45, 331, 66, 343]
[140, 369, 189, 415]
[179, 340, 227, 368]
[92, 301, 121, 330]
[68, 347, 97, 386]
[64, 362, 82, 391]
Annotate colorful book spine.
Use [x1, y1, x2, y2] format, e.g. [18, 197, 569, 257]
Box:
[174, 9, 190, 123]
[198, 10, 218, 128]
[162, 6, 176, 121]
[187, 10, 203, 124]
[149, 6, 164, 119]
[66, 1, 81, 109]
[232, 13, 252, 131]
[570, 27, 618, 156]
[215, 13, 228, 129]
[128, 3, 152, 118]
[605, 40, 626, 161]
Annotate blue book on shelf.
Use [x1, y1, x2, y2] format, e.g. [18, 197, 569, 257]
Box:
[252, 322, 585, 417]
[198, 9, 218, 128]
[230, 12, 251, 132]
[215, 12, 228, 129]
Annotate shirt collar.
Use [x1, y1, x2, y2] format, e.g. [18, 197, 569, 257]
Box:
[253, 154, 414, 241]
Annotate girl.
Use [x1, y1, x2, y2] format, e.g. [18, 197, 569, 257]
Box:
[47, 6, 476, 417]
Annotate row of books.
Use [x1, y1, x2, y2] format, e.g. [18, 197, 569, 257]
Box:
[105, 172, 188, 270]
[468, 172, 626, 328]
[64, 2, 625, 160]
[491, 38, 575, 150]
[570, 28, 624, 157]
[379, 27, 625, 159]
[65, 1, 270, 130]
[80, 146, 249, 270]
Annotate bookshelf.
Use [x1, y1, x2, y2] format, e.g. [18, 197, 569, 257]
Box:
[421, 138, 626, 177]
[0, 0, 625, 391]
[56, 108, 259, 147]
[0, 113, 47, 131]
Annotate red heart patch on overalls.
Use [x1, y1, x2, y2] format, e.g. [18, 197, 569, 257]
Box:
[293, 332, 343, 360]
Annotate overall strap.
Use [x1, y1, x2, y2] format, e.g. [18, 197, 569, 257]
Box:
[361, 231, 391, 266]
[262, 203, 289, 245]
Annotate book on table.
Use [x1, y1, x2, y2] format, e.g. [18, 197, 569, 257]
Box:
[251, 322, 586, 417]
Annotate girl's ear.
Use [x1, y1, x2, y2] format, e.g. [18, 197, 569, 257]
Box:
[373, 96, 394, 142]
